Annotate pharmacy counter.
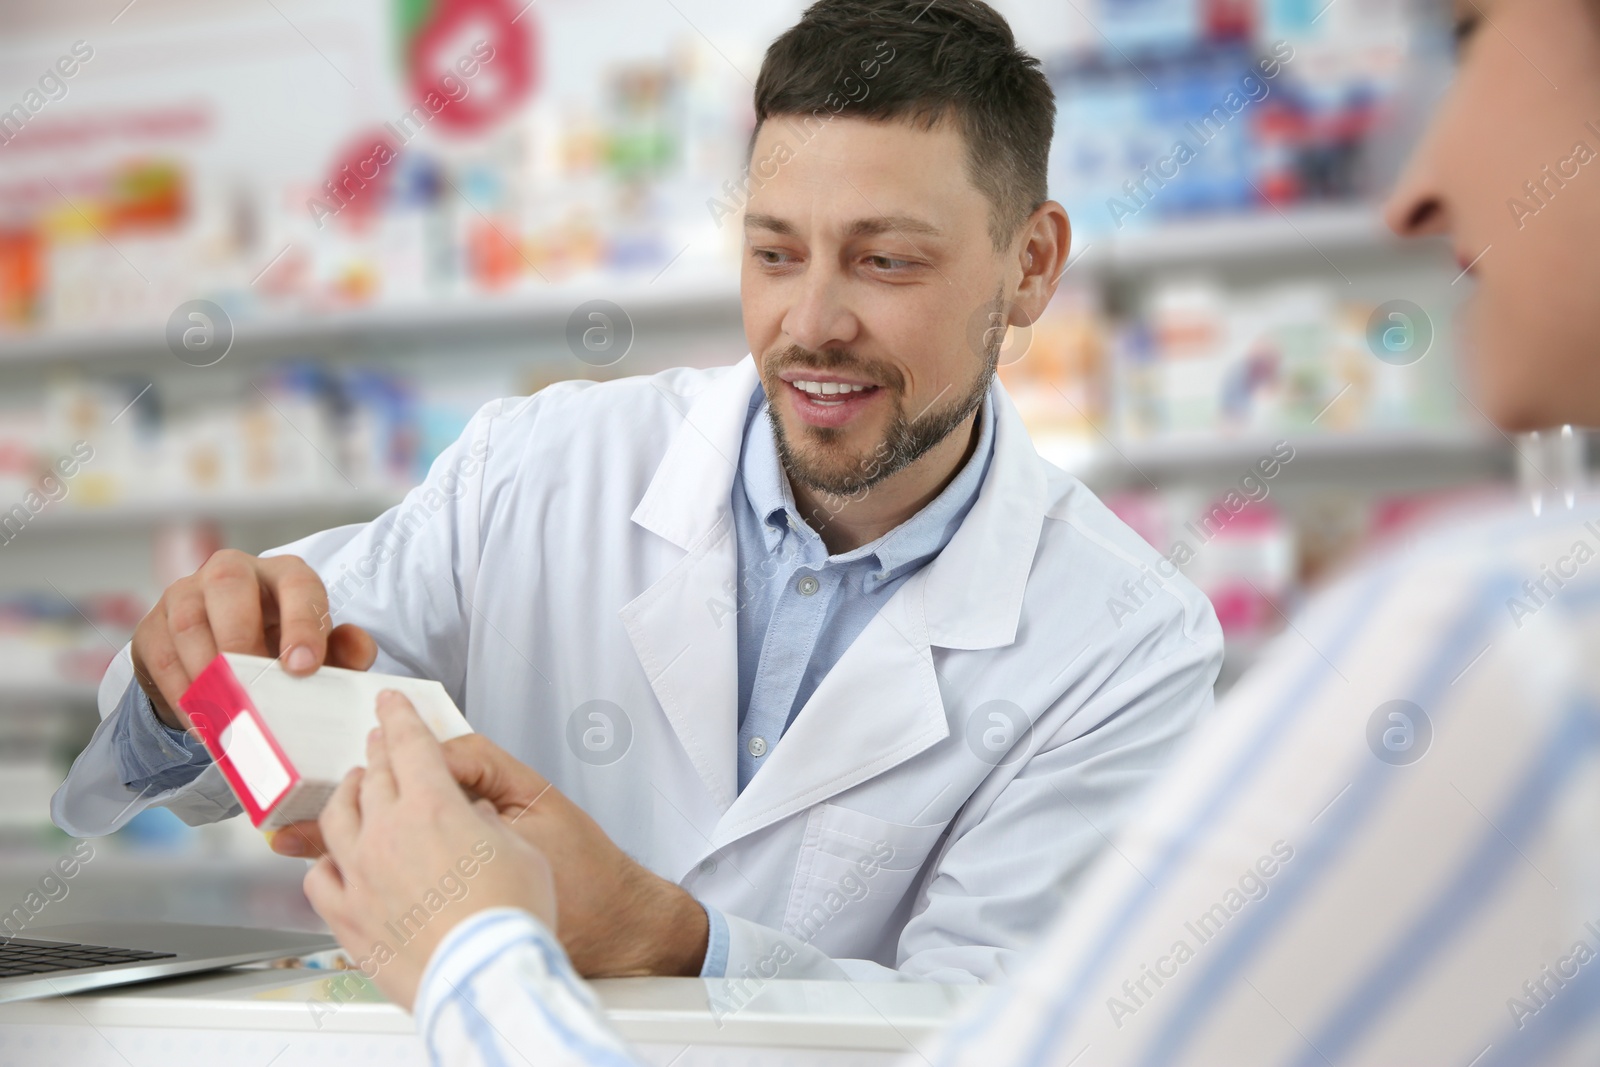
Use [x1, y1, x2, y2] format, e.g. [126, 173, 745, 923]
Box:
[0, 963, 984, 1066]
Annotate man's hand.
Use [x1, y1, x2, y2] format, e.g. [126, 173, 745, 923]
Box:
[302, 691, 559, 1011]
[131, 549, 376, 729]
[443, 732, 711, 978]
[275, 731, 709, 978]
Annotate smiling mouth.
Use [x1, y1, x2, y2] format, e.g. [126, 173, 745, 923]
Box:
[787, 379, 880, 406]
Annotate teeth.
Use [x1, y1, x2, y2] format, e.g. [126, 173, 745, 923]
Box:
[792, 380, 870, 396]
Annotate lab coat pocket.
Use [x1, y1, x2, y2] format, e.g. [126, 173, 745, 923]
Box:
[783, 803, 948, 942]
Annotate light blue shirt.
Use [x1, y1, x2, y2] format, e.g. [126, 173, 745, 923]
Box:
[111, 681, 214, 796]
[729, 386, 995, 793]
[109, 381, 997, 981]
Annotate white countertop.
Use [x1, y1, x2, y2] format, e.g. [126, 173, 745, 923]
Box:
[0, 964, 985, 1052]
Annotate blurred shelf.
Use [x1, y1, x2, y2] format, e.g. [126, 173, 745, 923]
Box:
[0, 679, 100, 703]
[1039, 427, 1509, 484]
[0, 636, 116, 704]
[1081, 205, 1404, 274]
[23, 486, 406, 533]
[0, 211, 1428, 367]
[0, 270, 742, 369]
[8, 432, 1509, 534]
[0, 846, 300, 878]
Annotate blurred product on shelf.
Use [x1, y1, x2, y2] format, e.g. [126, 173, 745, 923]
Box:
[0, 362, 432, 511]
[0, 228, 42, 329]
[1110, 278, 1455, 441]
[1052, 0, 1410, 236]
[0, 698, 87, 846]
[1001, 276, 1458, 461]
[997, 285, 1108, 440]
[0, 23, 750, 341]
[1106, 488, 1296, 648]
[0, 590, 142, 700]
[1103, 478, 1517, 682]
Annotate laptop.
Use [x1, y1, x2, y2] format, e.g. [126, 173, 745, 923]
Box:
[0, 920, 337, 1004]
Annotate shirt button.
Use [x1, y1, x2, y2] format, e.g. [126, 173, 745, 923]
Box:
[698, 858, 718, 875]
[748, 735, 768, 758]
[797, 575, 820, 596]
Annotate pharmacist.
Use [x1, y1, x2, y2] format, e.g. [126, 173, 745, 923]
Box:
[52, 48, 1220, 986]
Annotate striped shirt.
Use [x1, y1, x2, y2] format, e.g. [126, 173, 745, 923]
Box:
[415, 908, 635, 1067]
[416, 491, 1600, 1066]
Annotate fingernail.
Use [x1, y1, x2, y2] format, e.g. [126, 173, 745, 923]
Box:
[274, 831, 306, 856]
[286, 646, 316, 672]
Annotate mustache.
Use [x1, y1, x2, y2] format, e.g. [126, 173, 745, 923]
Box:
[766, 345, 905, 392]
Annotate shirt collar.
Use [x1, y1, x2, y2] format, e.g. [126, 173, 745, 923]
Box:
[738, 383, 998, 586]
[740, 396, 807, 555]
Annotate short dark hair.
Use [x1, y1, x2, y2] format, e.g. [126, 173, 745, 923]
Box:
[750, 0, 1055, 252]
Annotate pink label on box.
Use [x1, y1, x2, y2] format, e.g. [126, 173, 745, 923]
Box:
[179, 655, 300, 827]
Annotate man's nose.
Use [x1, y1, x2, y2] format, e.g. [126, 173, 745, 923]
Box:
[782, 266, 859, 354]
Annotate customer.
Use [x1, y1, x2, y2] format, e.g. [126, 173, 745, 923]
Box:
[306, 0, 1600, 1063]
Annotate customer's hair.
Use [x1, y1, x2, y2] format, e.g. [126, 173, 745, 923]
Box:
[751, 0, 1055, 252]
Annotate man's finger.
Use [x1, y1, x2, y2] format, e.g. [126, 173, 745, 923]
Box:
[198, 550, 269, 658]
[132, 606, 193, 729]
[327, 623, 378, 671]
[258, 556, 332, 675]
[373, 691, 457, 795]
[267, 822, 327, 859]
[164, 576, 220, 684]
[441, 734, 550, 813]
[318, 766, 365, 863]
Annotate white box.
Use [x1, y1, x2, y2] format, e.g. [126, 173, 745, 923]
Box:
[178, 652, 473, 832]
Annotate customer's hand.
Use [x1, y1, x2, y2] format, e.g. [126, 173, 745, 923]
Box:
[130, 549, 375, 729]
[302, 690, 558, 1011]
[276, 727, 709, 979]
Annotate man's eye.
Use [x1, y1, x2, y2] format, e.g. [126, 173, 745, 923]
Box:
[752, 249, 791, 266]
[867, 255, 911, 270]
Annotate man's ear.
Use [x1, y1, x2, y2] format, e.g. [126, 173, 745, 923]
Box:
[1012, 200, 1072, 328]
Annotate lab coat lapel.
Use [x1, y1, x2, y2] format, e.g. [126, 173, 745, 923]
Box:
[713, 576, 947, 847]
[620, 358, 761, 815]
[711, 381, 1049, 846]
[920, 382, 1046, 650]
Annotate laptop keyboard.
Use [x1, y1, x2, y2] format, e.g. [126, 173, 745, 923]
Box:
[0, 938, 176, 977]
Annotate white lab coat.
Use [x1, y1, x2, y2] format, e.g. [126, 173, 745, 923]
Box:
[53, 356, 1222, 983]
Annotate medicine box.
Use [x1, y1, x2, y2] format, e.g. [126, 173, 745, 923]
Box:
[178, 652, 473, 832]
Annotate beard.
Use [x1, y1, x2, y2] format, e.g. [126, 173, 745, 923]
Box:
[762, 284, 1004, 499]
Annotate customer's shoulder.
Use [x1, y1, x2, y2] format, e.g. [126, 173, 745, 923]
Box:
[1232, 489, 1600, 710]
[1331, 489, 1600, 604]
